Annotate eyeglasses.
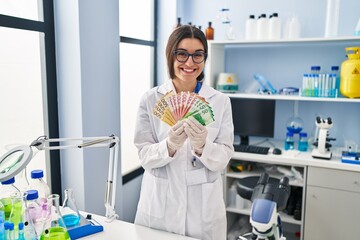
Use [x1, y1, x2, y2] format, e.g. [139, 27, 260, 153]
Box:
[173, 50, 207, 64]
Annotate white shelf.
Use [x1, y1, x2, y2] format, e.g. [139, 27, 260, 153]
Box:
[225, 93, 360, 103]
[226, 207, 302, 225]
[209, 36, 360, 47]
[226, 171, 304, 187]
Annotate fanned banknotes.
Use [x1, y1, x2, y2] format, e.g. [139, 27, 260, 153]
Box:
[153, 90, 215, 126]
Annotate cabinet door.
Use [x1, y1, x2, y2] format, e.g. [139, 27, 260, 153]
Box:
[304, 186, 360, 240]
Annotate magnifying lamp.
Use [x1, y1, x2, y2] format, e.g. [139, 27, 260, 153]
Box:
[0, 134, 120, 223]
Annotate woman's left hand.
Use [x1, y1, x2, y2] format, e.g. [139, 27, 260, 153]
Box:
[184, 116, 208, 155]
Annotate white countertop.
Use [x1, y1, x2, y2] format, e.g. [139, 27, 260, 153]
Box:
[232, 148, 360, 173]
[79, 213, 199, 240]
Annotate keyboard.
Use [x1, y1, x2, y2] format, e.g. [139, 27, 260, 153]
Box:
[234, 144, 270, 155]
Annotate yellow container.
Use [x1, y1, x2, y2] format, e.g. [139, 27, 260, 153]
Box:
[340, 47, 360, 98]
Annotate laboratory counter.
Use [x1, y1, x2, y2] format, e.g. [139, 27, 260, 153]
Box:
[233, 147, 360, 173]
[80, 213, 199, 240]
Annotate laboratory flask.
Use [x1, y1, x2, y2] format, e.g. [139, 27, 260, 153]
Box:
[40, 194, 70, 240]
[0, 177, 20, 221]
[27, 170, 50, 205]
[61, 189, 80, 228]
[25, 190, 44, 238]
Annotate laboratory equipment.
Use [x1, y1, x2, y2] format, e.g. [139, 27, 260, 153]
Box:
[205, 21, 214, 40]
[284, 132, 295, 150]
[0, 135, 120, 238]
[0, 201, 4, 239]
[61, 189, 81, 228]
[27, 170, 50, 205]
[253, 74, 277, 94]
[355, 18, 360, 36]
[279, 87, 299, 95]
[245, 15, 256, 40]
[8, 192, 25, 236]
[340, 47, 360, 98]
[176, 17, 181, 28]
[286, 116, 303, 134]
[324, 0, 340, 37]
[0, 177, 20, 221]
[298, 132, 308, 152]
[312, 116, 336, 160]
[236, 173, 290, 240]
[25, 190, 44, 237]
[257, 14, 268, 40]
[40, 194, 70, 240]
[268, 13, 281, 40]
[17, 222, 25, 240]
[216, 72, 239, 93]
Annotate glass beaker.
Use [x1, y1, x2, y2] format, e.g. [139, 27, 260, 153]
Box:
[40, 194, 70, 240]
[61, 189, 80, 228]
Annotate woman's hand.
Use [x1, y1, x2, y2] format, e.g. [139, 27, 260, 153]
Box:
[184, 116, 208, 155]
[167, 121, 187, 156]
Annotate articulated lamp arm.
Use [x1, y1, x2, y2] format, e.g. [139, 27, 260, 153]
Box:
[31, 135, 120, 222]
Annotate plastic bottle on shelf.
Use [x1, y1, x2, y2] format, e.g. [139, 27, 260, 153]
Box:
[298, 132, 308, 152]
[256, 14, 268, 40]
[355, 18, 360, 36]
[287, 15, 301, 39]
[245, 15, 257, 40]
[268, 13, 281, 39]
[27, 170, 50, 206]
[324, 0, 340, 37]
[284, 132, 295, 150]
[0, 177, 20, 221]
[175, 17, 181, 28]
[205, 21, 214, 40]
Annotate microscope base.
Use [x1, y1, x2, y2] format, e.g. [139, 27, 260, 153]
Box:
[312, 149, 332, 160]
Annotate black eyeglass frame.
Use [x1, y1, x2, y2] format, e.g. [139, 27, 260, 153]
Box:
[173, 50, 208, 64]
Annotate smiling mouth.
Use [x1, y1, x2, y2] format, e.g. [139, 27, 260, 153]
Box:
[181, 68, 196, 73]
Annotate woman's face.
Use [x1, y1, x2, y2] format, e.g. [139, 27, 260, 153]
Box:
[173, 38, 205, 84]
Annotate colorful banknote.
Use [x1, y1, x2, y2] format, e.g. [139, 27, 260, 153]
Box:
[153, 90, 215, 126]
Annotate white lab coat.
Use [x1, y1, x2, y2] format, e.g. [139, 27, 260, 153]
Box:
[134, 80, 234, 240]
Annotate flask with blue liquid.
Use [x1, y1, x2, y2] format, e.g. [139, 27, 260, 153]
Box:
[298, 132, 308, 152]
[284, 132, 295, 150]
[61, 189, 80, 228]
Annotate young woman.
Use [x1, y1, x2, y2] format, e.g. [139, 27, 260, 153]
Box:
[134, 25, 234, 240]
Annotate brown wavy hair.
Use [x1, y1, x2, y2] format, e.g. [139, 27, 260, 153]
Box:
[165, 25, 208, 81]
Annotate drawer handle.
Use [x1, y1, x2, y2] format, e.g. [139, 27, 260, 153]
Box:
[354, 180, 359, 185]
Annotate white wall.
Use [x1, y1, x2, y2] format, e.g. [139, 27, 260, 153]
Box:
[54, 0, 122, 217]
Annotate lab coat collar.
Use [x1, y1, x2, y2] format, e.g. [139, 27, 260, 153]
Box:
[157, 80, 217, 99]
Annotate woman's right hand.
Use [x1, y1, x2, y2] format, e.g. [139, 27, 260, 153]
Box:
[167, 121, 187, 156]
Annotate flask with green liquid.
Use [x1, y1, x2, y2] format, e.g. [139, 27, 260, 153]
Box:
[40, 194, 70, 240]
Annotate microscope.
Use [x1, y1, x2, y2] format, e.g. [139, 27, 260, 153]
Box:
[311, 116, 336, 160]
[236, 173, 290, 240]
